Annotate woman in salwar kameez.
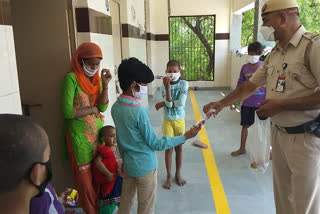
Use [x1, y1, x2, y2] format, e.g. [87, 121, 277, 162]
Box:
[61, 42, 112, 214]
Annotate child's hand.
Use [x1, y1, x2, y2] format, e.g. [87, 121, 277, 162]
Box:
[155, 102, 165, 111]
[92, 106, 100, 114]
[203, 101, 224, 117]
[60, 188, 79, 205]
[117, 168, 123, 177]
[163, 76, 171, 89]
[106, 173, 115, 182]
[230, 103, 236, 111]
[60, 188, 71, 204]
[117, 159, 123, 168]
[184, 125, 201, 140]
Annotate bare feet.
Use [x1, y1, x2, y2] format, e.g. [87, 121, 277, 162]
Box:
[192, 140, 208, 149]
[162, 176, 172, 189]
[231, 149, 246, 157]
[175, 175, 186, 186]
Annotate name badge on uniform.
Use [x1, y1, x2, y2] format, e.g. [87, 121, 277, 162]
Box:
[276, 76, 285, 92]
[275, 63, 288, 93]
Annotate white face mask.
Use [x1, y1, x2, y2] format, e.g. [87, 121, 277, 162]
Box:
[82, 59, 99, 77]
[248, 55, 260, 64]
[260, 26, 275, 41]
[132, 83, 148, 100]
[167, 72, 181, 81]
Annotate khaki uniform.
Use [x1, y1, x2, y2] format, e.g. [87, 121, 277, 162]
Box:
[251, 26, 320, 214]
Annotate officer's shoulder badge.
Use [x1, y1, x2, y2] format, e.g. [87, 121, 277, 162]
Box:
[304, 33, 320, 48]
[303, 32, 320, 41]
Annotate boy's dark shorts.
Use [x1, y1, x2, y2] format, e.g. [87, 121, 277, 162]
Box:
[240, 106, 260, 126]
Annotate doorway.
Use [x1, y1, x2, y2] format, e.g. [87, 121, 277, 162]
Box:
[11, 0, 74, 192]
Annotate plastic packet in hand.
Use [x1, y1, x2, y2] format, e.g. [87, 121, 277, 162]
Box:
[65, 189, 78, 207]
[196, 119, 206, 129]
[155, 75, 175, 80]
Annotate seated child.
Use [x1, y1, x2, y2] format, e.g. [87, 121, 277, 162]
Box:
[93, 125, 123, 214]
[30, 184, 75, 214]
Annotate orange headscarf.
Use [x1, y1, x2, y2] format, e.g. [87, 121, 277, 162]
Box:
[71, 42, 102, 106]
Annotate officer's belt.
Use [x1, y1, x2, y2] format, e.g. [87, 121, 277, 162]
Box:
[275, 119, 320, 134]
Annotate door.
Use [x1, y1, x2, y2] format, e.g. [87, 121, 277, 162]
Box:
[11, 0, 74, 192]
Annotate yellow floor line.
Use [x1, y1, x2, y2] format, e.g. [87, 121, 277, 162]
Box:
[189, 90, 231, 214]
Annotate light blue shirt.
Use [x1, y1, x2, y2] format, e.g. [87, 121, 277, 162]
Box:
[111, 95, 186, 177]
[161, 79, 188, 121]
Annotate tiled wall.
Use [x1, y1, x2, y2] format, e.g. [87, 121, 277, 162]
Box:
[119, 0, 149, 106]
[0, 0, 22, 114]
[147, 0, 169, 93]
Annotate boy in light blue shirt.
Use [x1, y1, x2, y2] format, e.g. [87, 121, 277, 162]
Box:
[111, 57, 199, 214]
[155, 60, 188, 189]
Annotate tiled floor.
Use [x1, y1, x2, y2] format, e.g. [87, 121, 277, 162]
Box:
[70, 90, 276, 214]
[149, 89, 275, 214]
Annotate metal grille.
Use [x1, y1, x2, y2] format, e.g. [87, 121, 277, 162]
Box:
[169, 16, 215, 81]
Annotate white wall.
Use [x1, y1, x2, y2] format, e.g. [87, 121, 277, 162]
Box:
[146, 0, 169, 93]
[122, 37, 147, 63]
[149, 41, 169, 88]
[149, 0, 168, 34]
[125, 0, 145, 29]
[0, 25, 22, 114]
[88, 0, 111, 15]
[120, 0, 147, 62]
[119, 0, 149, 106]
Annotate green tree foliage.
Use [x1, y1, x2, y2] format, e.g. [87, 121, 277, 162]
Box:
[241, 8, 254, 47]
[169, 16, 215, 81]
[241, 0, 320, 48]
[297, 0, 320, 34]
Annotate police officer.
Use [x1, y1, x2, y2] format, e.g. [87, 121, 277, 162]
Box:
[203, 0, 320, 213]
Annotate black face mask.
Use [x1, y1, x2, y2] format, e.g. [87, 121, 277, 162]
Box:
[26, 159, 52, 197]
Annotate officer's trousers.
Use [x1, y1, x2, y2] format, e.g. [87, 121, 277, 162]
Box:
[272, 125, 320, 214]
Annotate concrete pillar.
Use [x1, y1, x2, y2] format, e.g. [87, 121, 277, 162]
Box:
[229, 13, 242, 52]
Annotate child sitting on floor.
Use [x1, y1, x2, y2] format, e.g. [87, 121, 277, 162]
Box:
[93, 125, 123, 214]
